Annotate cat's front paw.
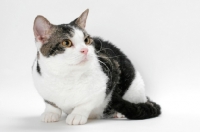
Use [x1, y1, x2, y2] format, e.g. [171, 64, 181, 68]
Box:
[41, 112, 61, 123]
[66, 114, 87, 125]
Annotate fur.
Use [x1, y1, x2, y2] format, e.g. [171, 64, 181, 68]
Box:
[32, 9, 161, 125]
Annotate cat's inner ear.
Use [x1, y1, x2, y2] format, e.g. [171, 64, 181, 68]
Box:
[75, 9, 89, 29]
[33, 16, 52, 44]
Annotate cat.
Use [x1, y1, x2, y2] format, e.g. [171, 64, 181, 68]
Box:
[32, 9, 161, 125]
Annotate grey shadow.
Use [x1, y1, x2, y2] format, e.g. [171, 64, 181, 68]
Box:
[5, 115, 129, 131]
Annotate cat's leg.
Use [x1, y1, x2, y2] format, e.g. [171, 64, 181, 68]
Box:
[66, 103, 91, 125]
[111, 71, 160, 119]
[111, 71, 146, 119]
[66, 92, 105, 125]
[122, 71, 147, 104]
[41, 101, 62, 123]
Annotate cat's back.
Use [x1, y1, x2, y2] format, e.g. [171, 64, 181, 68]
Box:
[93, 37, 125, 57]
[92, 37, 135, 96]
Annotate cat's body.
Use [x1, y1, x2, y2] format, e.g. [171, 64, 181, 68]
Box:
[32, 9, 161, 125]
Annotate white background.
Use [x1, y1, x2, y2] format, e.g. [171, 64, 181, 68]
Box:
[1, 0, 200, 132]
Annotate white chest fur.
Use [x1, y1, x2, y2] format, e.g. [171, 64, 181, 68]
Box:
[32, 54, 108, 113]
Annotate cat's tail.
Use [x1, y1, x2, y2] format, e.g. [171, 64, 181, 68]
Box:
[111, 94, 161, 119]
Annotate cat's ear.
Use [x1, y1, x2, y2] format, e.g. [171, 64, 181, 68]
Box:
[75, 9, 89, 29]
[33, 16, 53, 44]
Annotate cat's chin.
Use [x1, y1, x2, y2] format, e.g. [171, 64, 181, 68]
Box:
[73, 58, 88, 66]
[67, 59, 89, 66]
[76, 58, 88, 65]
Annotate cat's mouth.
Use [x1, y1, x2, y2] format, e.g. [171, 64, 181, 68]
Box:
[77, 57, 88, 65]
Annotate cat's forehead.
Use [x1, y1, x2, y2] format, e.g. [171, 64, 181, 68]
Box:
[71, 28, 86, 43]
[55, 24, 75, 37]
[52, 24, 87, 39]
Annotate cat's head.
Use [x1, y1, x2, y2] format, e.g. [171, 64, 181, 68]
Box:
[33, 9, 96, 66]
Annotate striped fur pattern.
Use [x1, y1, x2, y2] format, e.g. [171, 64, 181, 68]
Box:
[32, 9, 161, 125]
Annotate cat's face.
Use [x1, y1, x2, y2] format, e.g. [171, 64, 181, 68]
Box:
[33, 9, 95, 65]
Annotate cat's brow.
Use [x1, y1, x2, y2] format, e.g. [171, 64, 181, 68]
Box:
[80, 30, 88, 38]
[84, 34, 89, 38]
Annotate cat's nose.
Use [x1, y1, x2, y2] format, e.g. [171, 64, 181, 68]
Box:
[80, 48, 88, 55]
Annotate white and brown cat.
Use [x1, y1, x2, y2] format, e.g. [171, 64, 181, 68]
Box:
[32, 9, 161, 125]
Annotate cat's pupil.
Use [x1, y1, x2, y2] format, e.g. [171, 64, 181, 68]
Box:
[64, 41, 69, 45]
[85, 38, 88, 43]
[84, 37, 90, 44]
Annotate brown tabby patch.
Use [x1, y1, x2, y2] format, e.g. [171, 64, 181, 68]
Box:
[40, 24, 74, 57]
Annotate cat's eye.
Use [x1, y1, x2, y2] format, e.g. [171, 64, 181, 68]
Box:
[84, 36, 91, 45]
[62, 39, 72, 47]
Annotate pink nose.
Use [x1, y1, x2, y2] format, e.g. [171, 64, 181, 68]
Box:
[80, 48, 88, 55]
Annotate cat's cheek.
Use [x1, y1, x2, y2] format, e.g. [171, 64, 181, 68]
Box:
[86, 47, 95, 57]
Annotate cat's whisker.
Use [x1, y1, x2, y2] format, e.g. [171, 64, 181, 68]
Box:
[97, 59, 113, 83]
[104, 58, 114, 83]
[100, 48, 116, 55]
[97, 55, 125, 59]
[33, 9, 161, 123]
[95, 38, 115, 55]
[96, 38, 103, 53]
[98, 60, 110, 74]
